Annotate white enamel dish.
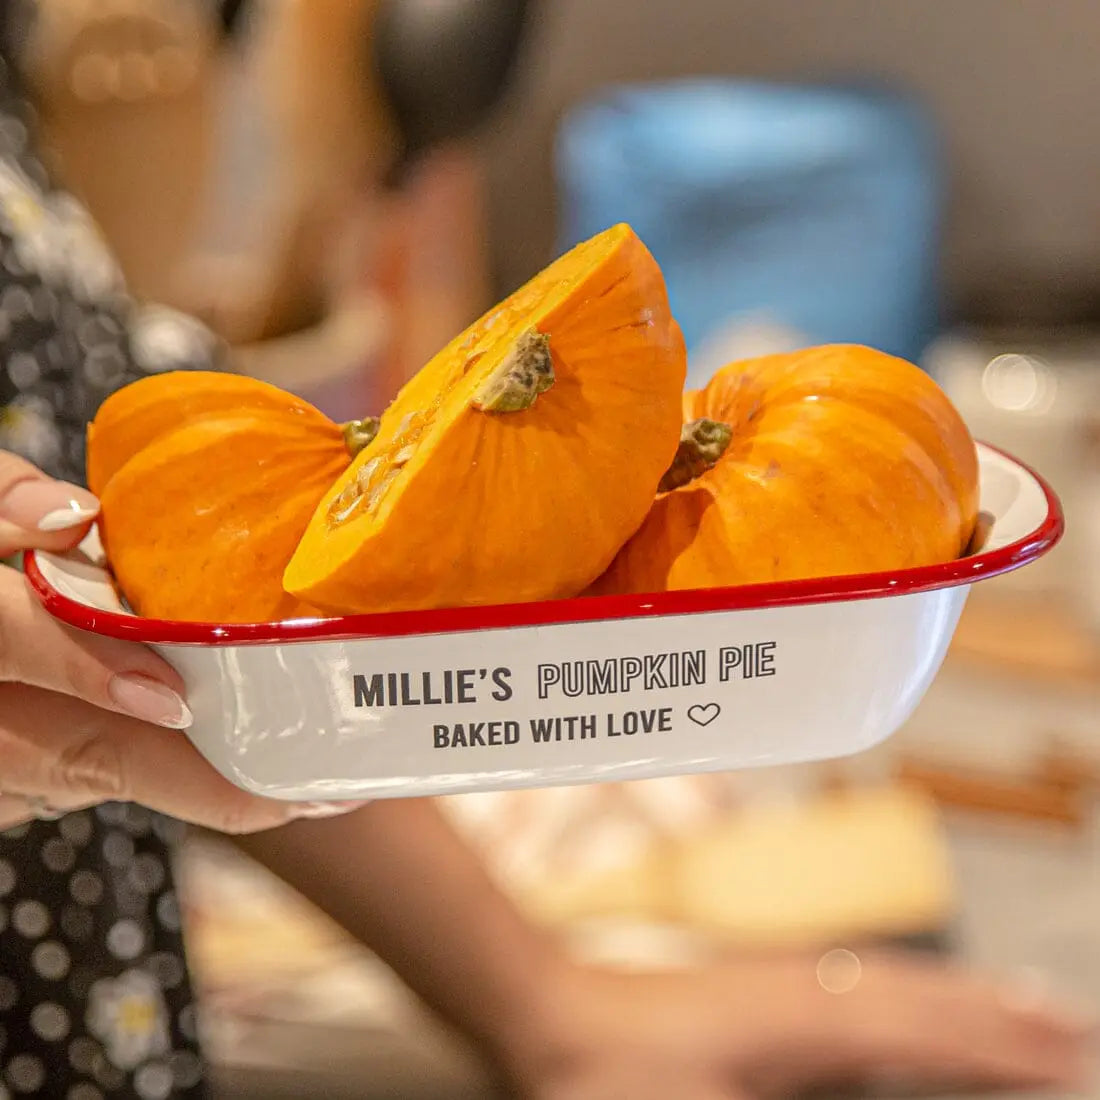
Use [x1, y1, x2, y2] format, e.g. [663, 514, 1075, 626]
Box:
[26, 443, 1062, 802]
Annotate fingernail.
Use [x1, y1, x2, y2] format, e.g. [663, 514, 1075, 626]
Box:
[291, 801, 370, 820]
[0, 478, 100, 532]
[108, 674, 193, 730]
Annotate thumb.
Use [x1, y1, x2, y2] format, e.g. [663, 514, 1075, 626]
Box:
[0, 450, 99, 557]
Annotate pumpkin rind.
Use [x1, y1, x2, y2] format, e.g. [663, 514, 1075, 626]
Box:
[88, 373, 349, 623]
[87, 371, 327, 497]
[589, 344, 980, 596]
[284, 223, 687, 614]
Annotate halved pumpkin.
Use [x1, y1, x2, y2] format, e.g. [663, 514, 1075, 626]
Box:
[284, 223, 686, 614]
[589, 344, 980, 596]
[88, 372, 370, 622]
[87, 371, 371, 495]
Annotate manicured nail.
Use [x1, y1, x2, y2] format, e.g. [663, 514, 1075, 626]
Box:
[0, 478, 100, 532]
[108, 674, 193, 730]
[291, 801, 370, 819]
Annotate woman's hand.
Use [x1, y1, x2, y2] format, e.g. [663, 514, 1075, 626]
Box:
[0, 451, 357, 831]
[509, 950, 1097, 1100]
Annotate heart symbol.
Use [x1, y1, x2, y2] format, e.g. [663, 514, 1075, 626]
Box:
[687, 703, 721, 727]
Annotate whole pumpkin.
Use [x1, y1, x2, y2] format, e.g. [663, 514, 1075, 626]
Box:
[87, 372, 378, 623]
[588, 344, 980, 596]
[284, 223, 686, 614]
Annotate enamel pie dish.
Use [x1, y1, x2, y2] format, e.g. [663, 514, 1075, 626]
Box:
[26, 442, 1061, 803]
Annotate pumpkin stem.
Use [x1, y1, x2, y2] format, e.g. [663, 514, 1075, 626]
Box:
[471, 328, 554, 412]
[341, 417, 381, 457]
[658, 418, 733, 493]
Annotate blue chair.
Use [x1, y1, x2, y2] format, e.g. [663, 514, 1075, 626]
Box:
[556, 79, 942, 381]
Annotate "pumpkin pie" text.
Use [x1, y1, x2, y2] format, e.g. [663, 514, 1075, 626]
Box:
[536, 642, 776, 701]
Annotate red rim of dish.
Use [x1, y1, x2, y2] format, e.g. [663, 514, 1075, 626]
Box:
[25, 442, 1064, 647]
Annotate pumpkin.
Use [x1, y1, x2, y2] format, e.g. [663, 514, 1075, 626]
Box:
[588, 344, 980, 596]
[88, 372, 378, 623]
[283, 222, 686, 614]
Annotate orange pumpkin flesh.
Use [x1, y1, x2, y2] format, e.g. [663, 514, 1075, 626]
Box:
[589, 344, 980, 596]
[88, 373, 356, 623]
[284, 223, 686, 614]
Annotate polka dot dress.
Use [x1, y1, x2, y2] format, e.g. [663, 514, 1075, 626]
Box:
[0, 6, 222, 1096]
[0, 811, 206, 1099]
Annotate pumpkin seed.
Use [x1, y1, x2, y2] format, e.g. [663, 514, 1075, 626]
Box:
[327, 483, 361, 524]
[366, 468, 401, 512]
[325, 458, 382, 525]
[356, 456, 383, 489]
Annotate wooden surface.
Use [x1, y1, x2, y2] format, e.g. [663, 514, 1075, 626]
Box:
[947, 591, 1100, 688]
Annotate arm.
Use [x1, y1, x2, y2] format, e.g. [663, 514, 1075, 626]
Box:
[231, 797, 564, 1082]
[232, 798, 1095, 1099]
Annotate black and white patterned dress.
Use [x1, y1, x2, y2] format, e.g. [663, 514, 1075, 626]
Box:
[0, 8, 226, 1097]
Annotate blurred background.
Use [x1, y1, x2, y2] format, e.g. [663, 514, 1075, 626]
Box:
[25, 0, 1100, 1096]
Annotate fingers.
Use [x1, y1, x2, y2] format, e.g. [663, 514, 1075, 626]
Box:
[830, 952, 1097, 1092]
[0, 450, 99, 556]
[0, 793, 98, 832]
[0, 453, 191, 729]
[0, 793, 52, 832]
[1, 567, 190, 726]
[0, 683, 309, 834]
[0, 459, 362, 834]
